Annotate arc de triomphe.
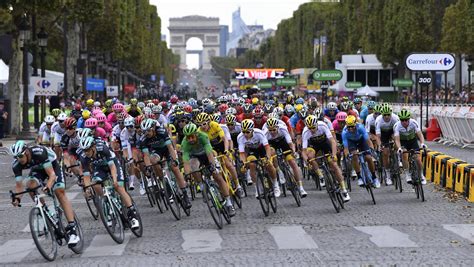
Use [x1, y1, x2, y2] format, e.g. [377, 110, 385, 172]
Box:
[169, 16, 221, 70]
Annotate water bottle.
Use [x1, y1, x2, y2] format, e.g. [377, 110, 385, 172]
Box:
[45, 205, 57, 222]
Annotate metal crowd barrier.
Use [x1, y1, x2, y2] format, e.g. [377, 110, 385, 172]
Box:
[389, 103, 474, 149]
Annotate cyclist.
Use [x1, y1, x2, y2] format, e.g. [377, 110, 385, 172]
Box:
[342, 115, 379, 188]
[302, 115, 350, 202]
[360, 100, 376, 124]
[264, 118, 307, 197]
[237, 119, 280, 198]
[139, 119, 192, 209]
[353, 98, 367, 121]
[120, 116, 140, 191]
[37, 115, 55, 145]
[196, 113, 244, 197]
[393, 109, 427, 184]
[78, 137, 140, 230]
[126, 98, 142, 117]
[60, 117, 82, 179]
[102, 99, 113, 116]
[10, 141, 80, 247]
[375, 105, 400, 185]
[181, 123, 236, 216]
[52, 113, 68, 159]
[77, 109, 90, 129]
[324, 102, 339, 121]
[365, 104, 381, 151]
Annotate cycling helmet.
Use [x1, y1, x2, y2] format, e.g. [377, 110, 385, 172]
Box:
[353, 97, 362, 104]
[345, 115, 357, 127]
[112, 103, 124, 112]
[308, 97, 319, 108]
[327, 102, 337, 110]
[152, 99, 160, 105]
[398, 109, 411, 120]
[381, 105, 392, 115]
[274, 107, 284, 116]
[124, 116, 135, 127]
[263, 104, 273, 114]
[367, 101, 376, 109]
[64, 117, 77, 128]
[183, 123, 198, 136]
[286, 94, 295, 104]
[170, 95, 179, 104]
[79, 136, 95, 150]
[141, 118, 156, 131]
[146, 102, 155, 109]
[295, 97, 304, 105]
[82, 110, 91, 119]
[86, 99, 94, 106]
[242, 103, 252, 113]
[85, 118, 98, 128]
[285, 104, 295, 114]
[135, 115, 145, 126]
[241, 119, 254, 131]
[44, 115, 55, 124]
[374, 104, 382, 114]
[152, 105, 162, 114]
[191, 108, 200, 118]
[313, 108, 322, 119]
[10, 140, 27, 157]
[295, 104, 304, 112]
[336, 112, 348, 122]
[268, 112, 279, 119]
[130, 98, 138, 105]
[137, 102, 146, 109]
[143, 107, 152, 116]
[93, 101, 101, 107]
[225, 107, 237, 115]
[51, 108, 61, 117]
[211, 113, 221, 123]
[218, 104, 228, 114]
[348, 101, 354, 108]
[305, 115, 317, 128]
[341, 96, 349, 102]
[183, 105, 193, 113]
[57, 113, 68, 122]
[226, 114, 237, 125]
[266, 118, 279, 129]
[105, 99, 113, 107]
[298, 109, 308, 119]
[251, 97, 259, 105]
[117, 111, 127, 122]
[95, 113, 106, 123]
[195, 113, 210, 124]
[78, 128, 93, 139]
[252, 107, 264, 117]
[74, 103, 82, 111]
[202, 98, 211, 106]
[340, 101, 350, 111]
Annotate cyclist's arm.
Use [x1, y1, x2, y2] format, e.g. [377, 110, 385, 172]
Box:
[142, 148, 152, 166]
[167, 143, 178, 162]
[44, 165, 57, 190]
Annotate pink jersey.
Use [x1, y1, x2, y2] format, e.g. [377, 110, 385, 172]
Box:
[107, 113, 117, 125]
[332, 120, 343, 133]
[95, 127, 107, 141]
[102, 121, 113, 137]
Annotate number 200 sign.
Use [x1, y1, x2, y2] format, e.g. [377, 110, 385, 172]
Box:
[418, 74, 431, 86]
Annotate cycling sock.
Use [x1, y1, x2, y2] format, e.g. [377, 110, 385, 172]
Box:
[357, 172, 362, 179]
[225, 196, 232, 206]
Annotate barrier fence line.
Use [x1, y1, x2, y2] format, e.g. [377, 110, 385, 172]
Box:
[388, 103, 474, 149]
[422, 149, 474, 203]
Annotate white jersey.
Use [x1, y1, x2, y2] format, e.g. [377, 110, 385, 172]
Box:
[301, 121, 333, 149]
[157, 114, 168, 127]
[228, 122, 242, 135]
[51, 121, 66, 145]
[365, 113, 377, 133]
[263, 125, 292, 143]
[38, 122, 52, 143]
[322, 117, 333, 131]
[375, 113, 399, 135]
[111, 124, 123, 141]
[262, 119, 287, 132]
[219, 124, 232, 141]
[237, 128, 269, 152]
[393, 119, 420, 141]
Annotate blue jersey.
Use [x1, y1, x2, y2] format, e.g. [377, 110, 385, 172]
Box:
[324, 108, 339, 121]
[77, 117, 85, 128]
[290, 113, 300, 128]
[359, 106, 369, 123]
[341, 123, 369, 148]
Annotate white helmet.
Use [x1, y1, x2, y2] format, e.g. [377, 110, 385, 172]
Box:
[124, 117, 135, 127]
[146, 102, 155, 108]
[152, 105, 162, 114]
[268, 112, 279, 119]
[78, 128, 93, 139]
[79, 136, 95, 150]
[327, 102, 337, 110]
[44, 115, 55, 124]
[225, 107, 237, 115]
[140, 118, 155, 131]
[202, 98, 211, 105]
[10, 140, 27, 157]
[137, 102, 146, 109]
[314, 108, 322, 118]
[274, 107, 284, 116]
[57, 113, 68, 121]
[94, 101, 101, 107]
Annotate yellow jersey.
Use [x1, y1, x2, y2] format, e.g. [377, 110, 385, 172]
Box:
[202, 121, 225, 145]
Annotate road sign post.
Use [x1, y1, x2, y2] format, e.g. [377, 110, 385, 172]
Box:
[417, 73, 432, 128]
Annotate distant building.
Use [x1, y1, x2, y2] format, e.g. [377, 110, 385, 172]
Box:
[219, 25, 229, 58]
[161, 34, 167, 42]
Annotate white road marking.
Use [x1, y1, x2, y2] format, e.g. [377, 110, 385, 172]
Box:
[181, 229, 222, 253]
[443, 224, 474, 243]
[355, 225, 418, 247]
[267, 225, 318, 249]
[81, 233, 131, 257]
[0, 239, 35, 263]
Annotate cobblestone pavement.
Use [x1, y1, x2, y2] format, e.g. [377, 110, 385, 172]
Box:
[0, 143, 473, 266]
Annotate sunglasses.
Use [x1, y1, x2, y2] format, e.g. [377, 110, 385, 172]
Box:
[308, 126, 316, 130]
[401, 119, 409, 122]
[135, 126, 141, 129]
[67, 126, 76, 130]
[199, 122, 209, 127]
[179, 119, 188, 123]
[14, 152, 26, 159]
[347, 126, 356, 129]
[58, 120, 65, 123]
[126, 125, 134, 129]
[242, 130, 252, 134]
[269, 128, 278, 132]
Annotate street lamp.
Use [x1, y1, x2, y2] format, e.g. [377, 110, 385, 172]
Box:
[19, 15, 31, 133]
[37, 27, 48, 124]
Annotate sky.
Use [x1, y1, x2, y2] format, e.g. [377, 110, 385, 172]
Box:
[150, 0, 311, 68]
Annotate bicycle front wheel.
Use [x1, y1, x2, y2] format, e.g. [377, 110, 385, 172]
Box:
[84, 188, 99, 220]
[164, 177, 181, 221]
[203, 182, 223, 229]
[323, 167, 340, 213]
[256, 169, 269, 217]
[29, 207, 57, 261]
[284, 166, 301, 207]
[98, 197, 125, 244]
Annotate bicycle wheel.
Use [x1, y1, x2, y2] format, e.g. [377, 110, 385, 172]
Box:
[256, 168, 269, 217]
[84, 188, 99, 220]
[151, 176, 164, 213]
[395, 171, 403, 193]
[129, 203, 144, 237]
[97, 196, 125, 244]
[283, 165, 301, 207]
[336, 189, 345, 210]
[322, 167, 340, 213]
[343, 158, 352, 192]
[68, 213, 84, 254]
[362, 162, 376, 205]
[225, 169, 242, 209]
[29, 207, 57, 261]
[164, 177, 181, 220]
[179, 193, 191, 216]
[267, 177, 277, 214]
[203, 182, 223, 229]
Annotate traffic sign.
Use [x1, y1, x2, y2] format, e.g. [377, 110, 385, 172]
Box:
[345, 81, 362, 88]
[312, 69, 343, 81]
[418, 74, 432, 86]
[30, 77, 61, 96]
[86, 78, 105, 91]
[106, 86, 118, 97]
[393, 79, 414, 87]
[276, 78, 297, 87]
[257, 81, 273, 89]
[405, 53, 455, 71]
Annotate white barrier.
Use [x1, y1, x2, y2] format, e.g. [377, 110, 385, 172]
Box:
[389, 103, 474, 148]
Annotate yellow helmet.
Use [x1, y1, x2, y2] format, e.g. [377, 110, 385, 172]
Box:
[305, 115, 317, 128]
[251, 97, 259, 105]
[241, 119, 254, 131]
[195, 113, 210, 124]
[266, 118, 279, 129]
[169, 123, 177, 134]
[295, 104, 304, 112]
[86, 99, 94, 106]
[345, 115, 357, 127]
[82, 110, 91, 119]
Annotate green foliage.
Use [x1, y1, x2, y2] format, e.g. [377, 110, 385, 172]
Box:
[441, 0, 474, 56]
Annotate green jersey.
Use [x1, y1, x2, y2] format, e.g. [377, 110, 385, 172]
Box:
[180, 131, 213, 162]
